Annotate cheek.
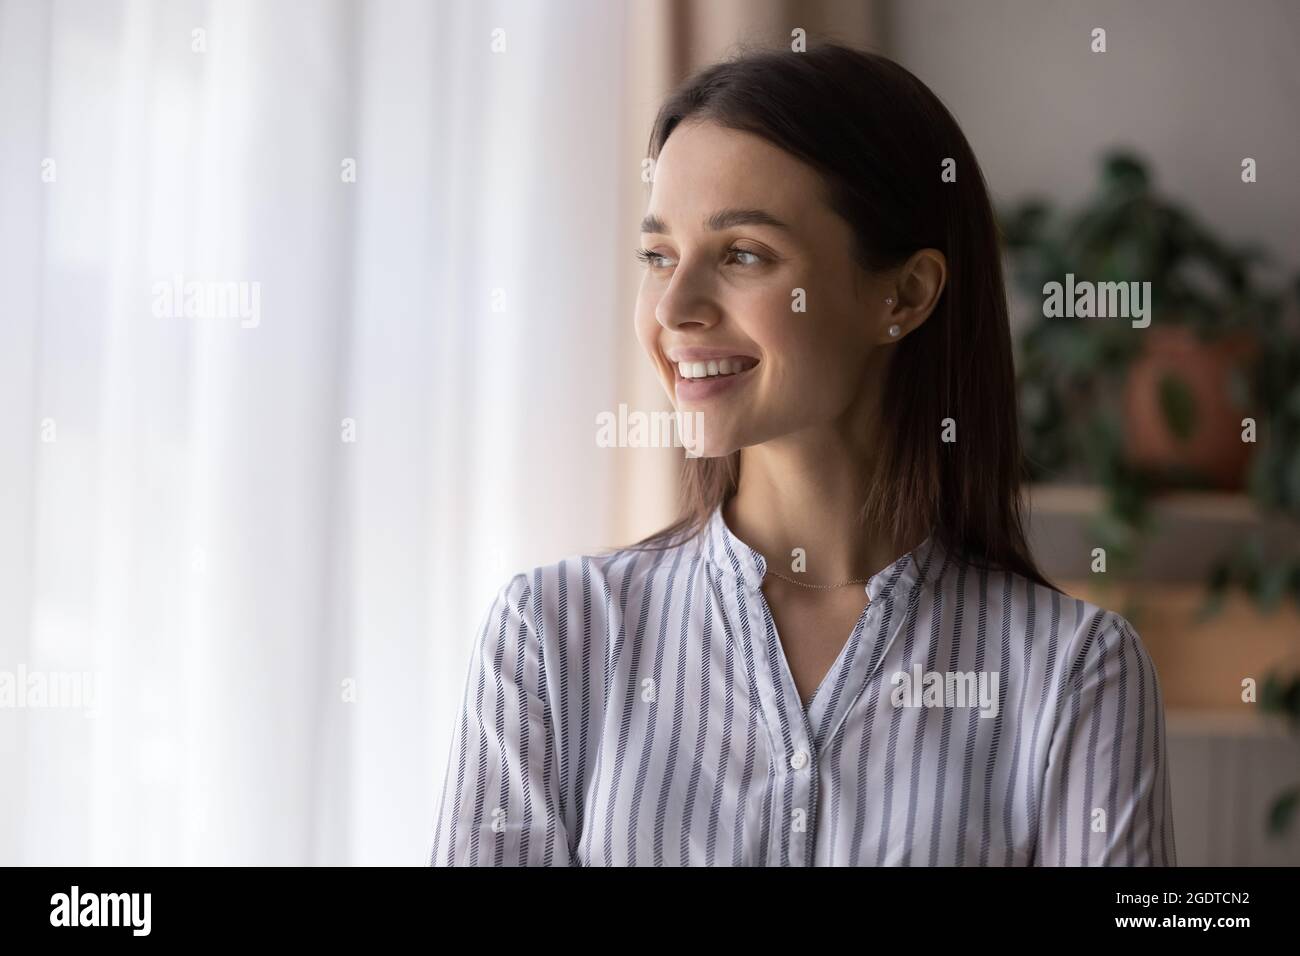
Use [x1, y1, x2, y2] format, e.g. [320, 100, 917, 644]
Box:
[732, 286, 800, 350]
[754, 302, 865, 395]
[748, 302, 824, 373]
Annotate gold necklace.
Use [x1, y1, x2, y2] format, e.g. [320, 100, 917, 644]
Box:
[764, 568, 871, 590]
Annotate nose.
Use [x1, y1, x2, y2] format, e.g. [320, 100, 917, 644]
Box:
[654, 260, 721, 332]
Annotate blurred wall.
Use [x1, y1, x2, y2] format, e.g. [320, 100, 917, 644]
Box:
[889, 0, 1300, 297]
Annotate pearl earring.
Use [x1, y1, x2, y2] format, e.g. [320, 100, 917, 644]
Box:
[888, 324, 901, 338]
[884, 296, 895, 305]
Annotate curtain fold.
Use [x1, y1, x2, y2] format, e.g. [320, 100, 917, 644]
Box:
[0, 0, 633, 865]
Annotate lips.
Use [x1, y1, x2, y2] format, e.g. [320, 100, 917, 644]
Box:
[666, 347, 760, 401]
[676, 356, 759, 380]
[665, 348, 761, 382]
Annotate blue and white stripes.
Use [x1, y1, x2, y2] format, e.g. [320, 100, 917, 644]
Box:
[429, 503, 1176, 866]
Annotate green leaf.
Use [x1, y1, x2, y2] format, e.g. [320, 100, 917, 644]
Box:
[1258, 562, 1290, 612]
[1287, 452, 1300, 514]
[1199, 561, 1230, 621]
[1260, 672, 1300, 723]
[1100, 152, 1150, 195]
[1268, 787, 1299, 836]
[1157, 373, 1198, 443]
[1226, 366, 1252, 409]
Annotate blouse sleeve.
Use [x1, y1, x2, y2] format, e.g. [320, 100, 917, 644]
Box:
[1035, 615, 1177, 866]
[429, 572, 574, 866]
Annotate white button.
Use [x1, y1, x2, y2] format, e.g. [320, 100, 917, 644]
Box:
[790, 749, 808, 770]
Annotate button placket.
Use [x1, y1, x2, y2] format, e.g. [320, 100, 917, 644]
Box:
[788, 749, 821, 866]
[739, 567, 820, 866]
[784, 734, 818, 865]
[706, 504, 937, 867]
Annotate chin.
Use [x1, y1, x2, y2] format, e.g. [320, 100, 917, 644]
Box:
[683, 443, 738, 460]
[672, 409, 740, 459]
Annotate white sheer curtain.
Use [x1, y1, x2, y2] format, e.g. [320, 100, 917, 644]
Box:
[0, 0, 642, 864]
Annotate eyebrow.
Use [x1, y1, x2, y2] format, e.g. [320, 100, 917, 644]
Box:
[639, 208, 791, 235]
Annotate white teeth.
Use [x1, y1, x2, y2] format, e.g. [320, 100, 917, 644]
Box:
[676, 357, 755, 379]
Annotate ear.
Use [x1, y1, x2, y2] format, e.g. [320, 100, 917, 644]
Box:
[875, 248, 948, 344]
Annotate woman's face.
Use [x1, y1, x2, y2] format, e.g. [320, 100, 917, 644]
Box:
[634, 118, 892, 458]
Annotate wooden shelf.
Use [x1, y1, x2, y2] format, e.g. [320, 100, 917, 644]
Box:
[1022, 483, 1297, 583]
[1026, 483, 1261, 523]
[1165, 708, 1297, 738]
[1058, 578, 1299, 711]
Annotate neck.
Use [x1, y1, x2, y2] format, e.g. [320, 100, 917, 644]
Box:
[725, 424, 914, 585]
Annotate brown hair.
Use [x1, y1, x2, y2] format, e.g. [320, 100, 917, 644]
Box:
[633, 41, 1050, 589]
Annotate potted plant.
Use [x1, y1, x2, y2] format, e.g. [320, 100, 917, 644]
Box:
[1002, 150, 1300, 837]
[1003, 150, 1291, 572]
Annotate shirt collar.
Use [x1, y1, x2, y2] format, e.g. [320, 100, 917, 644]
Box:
[699, 500, 943, 602]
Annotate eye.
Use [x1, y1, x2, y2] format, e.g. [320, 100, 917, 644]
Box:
[634, 244, 767, 270]
[634, 246, 674, 269]
[725, 247, 765, 267]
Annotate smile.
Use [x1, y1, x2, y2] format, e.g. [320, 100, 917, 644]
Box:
[676, 356, 759, 379]
[667, 351, 760, 401]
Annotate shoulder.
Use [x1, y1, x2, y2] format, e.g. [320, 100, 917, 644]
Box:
[483, 532, 705, 635]
[957, 562, 1156, 675]
[1011, 571, 1159, 695]
[1046, 589, 1153, 687]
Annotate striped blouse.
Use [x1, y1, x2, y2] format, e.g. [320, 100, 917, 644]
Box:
[429, 502, 1177, 866]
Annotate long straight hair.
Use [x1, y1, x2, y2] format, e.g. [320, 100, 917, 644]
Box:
[632, 42, 1050, 589]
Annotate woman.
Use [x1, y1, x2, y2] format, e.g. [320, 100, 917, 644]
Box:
[429, 43, 1176, 867]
